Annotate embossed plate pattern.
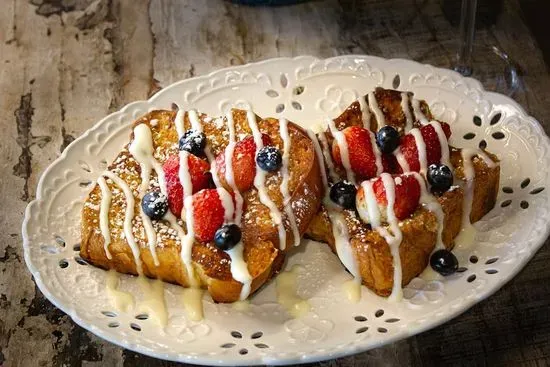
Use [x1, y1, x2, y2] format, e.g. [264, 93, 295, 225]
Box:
[22, 56, 550, 366]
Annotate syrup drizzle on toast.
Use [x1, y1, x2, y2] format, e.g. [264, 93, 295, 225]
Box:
[328, 117, 356, 186]
[97, 176, 112, 259]
[279, 118, 301, 247]
[401, 92, 414, 132]
[221, 111, 252, 301]
[368, 91, 386, 130]
[361, 173, 404, 302]
[412, 98, 429, 125]
[409, 172, 446, 250]
[102, 170, 143, 275]
[247, 111, 287, 251]
[307, 128, 362, 297]
[429, 121, 454, 171]
[358, 94, 372, 129]
[129, 123, 166, 266]
[455, 148, 497, 247]
[369, 129, 384, 176]
[410, 128, 428, 176]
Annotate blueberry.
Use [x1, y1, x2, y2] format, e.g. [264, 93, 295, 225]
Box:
[179, 130, 206, 156]
[214, 224, 242, 251]
[376, 125, 400, 153]
[256, 146, 282, 172]
[430, 249, 458, 276]
[330, 181, 357, 210]
[141, 192, 168, 220]
[427, 163, 453, 193]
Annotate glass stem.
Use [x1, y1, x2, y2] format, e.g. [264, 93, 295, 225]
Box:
[454, 0, 477, 76]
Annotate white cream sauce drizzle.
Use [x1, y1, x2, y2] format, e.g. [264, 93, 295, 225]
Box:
[401, 92, 414, 132]
[363, 173, 404, 302]
[317, 131, 340, 182]
[408, 172, 446, 250]
[276, 265, 311, 318]
[188, 110, 223, 188]
[232, 300, 250, 311]
[137, 276, 168, 327]
[129, 123, 163, 266]
[358, 180, 381, 227]
[328, 208, 360, 284]
[412, 98, 429, 125]
[227, 244, 252, 301]
[394, 148, 410, 173]
[174, 108, 210, 288]
[106, 270, 134, 312]
[429, 121, 454, 171]
[327, 117, 356, 186]
[139, 207, 158, 265]
[246, 110, 287, 250]
[97, 176, 112, 259]
[102, 170, 143, 275]
[101, 113, 205, 322]
[342, 279, 361, 303]
[224, 112, 244, 223]
[410, 128, 428, 176]
[368, 91, 386, 130]
[174, 109, 186, 137]
[178, 150, 198, 286]
[454, 148, 496, 248]
[217, 187, 235, 220]
[222, 111, 252, 301]
[279, 118, 301, 247]
[368, 129, 384, 175]
[306, 130, 329, 190]
[307, 128, 362, 300]
[358, 94, 372, 129]
[394, 121, 452, 180]
[181, 288, 205, 321]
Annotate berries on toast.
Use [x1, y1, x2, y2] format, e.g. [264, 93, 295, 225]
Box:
[163, 154, 210, 217]
[192, 188, 235, 243]
[331, 126, 394, 180]
[215, 134, 272, 192]
[356, 174, 421, 224]
[396, 122, 451, 173]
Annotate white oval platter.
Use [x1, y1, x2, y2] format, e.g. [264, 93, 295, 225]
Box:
[22, 55, 550, 366]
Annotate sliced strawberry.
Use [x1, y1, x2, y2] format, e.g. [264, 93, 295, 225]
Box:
[356, 174, 421, 224]
[216, 133, 272, 192]
[397, 122, 451, 173]
[372, 174, 421, 220]
[163, 154, 210, 217]
[331, 126, 381, 180]
[192, 188, 235, 242]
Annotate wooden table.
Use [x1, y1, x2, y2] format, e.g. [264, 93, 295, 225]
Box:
[1, 0, 549, 365]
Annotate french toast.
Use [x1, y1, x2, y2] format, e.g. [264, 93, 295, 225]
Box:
[305, 87, 500, 298]
[80, 108, 323, 303]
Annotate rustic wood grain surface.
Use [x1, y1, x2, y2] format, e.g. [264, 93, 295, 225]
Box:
[1, 0, 549, 366]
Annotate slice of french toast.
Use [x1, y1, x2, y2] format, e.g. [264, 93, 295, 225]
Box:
[305, 87, 500, 297]
[81, 109, 323, 303]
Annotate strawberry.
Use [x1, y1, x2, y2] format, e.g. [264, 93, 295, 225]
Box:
[331, 126, 393, 180]
[397, 122, 451, 173]
[356, 174, 421, 224]
[163, 154, 211, 217]
[191, 188, 235, 242]
[216, 133, 272, 192]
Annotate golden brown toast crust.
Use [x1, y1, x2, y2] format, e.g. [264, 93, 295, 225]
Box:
[305, 88, 500, 296]
[333, 87, 433, 133]
[307, 188, 464, 295]
[80, 109, 323, 303]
